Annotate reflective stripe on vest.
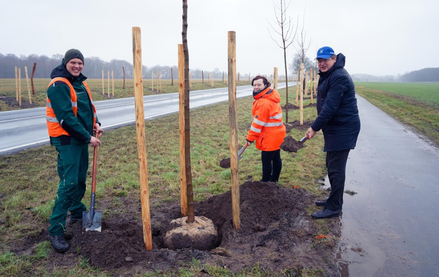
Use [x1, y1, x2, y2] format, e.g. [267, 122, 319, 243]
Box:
[46, 77, 96, 137]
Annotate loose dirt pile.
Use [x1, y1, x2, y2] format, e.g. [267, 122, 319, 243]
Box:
[62, 181, 340, 275]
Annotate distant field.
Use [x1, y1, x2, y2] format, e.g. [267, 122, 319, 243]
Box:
[355, 82, 439, 145]
[355, 82, 439, 107]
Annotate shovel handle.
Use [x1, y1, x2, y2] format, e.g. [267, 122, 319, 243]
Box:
[90, 132, 100, 194]
[299, 136, 307, 143]
[238, 143, 248, 157]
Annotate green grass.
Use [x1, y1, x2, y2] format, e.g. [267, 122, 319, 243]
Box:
[0, 86, 329, 276]
[355, 82, 439, 145]
[356, 82, 439, 107]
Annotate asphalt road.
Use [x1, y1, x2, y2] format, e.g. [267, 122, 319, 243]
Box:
[333, 95, 439, 276]
[0, 83, 287, 156]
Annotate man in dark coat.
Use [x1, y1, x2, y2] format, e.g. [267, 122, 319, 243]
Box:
[305, 46, 361, 219]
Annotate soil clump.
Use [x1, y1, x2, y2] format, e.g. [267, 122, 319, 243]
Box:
[58, 181, 341, 275]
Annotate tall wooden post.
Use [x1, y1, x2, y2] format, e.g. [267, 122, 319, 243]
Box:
[211, 73, 214, 87]
[31, 63, 36, 95]
[107, 71, 110, 97]
[273, 67, 278, 91]
[178, 44, 187, 216]
[18, 68, 22, 106]
[101, 70, 105, 95]
[25, 66, 32, 104]
[132, 26, 152, 250]
[315, 75, 319, 97]
[112, 70, 115, 97]
[171, 67, 174, 86]
[15, 66, 18, 101]
[295, 70, 299, 106]
[228, 31, 240, 229]
[300, 63, 304, 125]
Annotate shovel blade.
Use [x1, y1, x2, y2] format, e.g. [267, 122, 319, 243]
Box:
[82, 210, 102, 232]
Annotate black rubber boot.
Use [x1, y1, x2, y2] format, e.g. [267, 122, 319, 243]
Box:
[49, 235, 69, 253]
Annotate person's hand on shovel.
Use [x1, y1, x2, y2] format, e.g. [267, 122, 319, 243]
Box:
[245, 140, 252, 148]
[90, 123, 103, 147]
[305, 127, 316, 140]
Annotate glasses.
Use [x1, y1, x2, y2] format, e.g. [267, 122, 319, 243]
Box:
[317, 58, 333, 64]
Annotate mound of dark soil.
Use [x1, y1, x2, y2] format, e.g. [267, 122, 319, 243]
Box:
[282, 102, 317, 110]
[280, 135, 306, 152]
[65, 181, 340, 275]
[284, 120, 313, 133]
[0, 96, 39, 110]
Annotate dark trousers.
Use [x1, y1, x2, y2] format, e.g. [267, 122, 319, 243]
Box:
[261, 149, 282, 182]
[49, 144, 89, 235]
[324, 150, 350, 211]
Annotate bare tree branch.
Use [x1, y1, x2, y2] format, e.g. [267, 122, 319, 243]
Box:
[267, 0, 298, 123]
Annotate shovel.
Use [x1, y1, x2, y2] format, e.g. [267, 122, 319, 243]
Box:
[82, 134, 102, 232]
[237, 143, 248, 160]
[219, 143, 249, 169]
[299, 136, 308, 143]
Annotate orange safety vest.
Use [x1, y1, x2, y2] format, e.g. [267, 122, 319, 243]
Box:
[46, 77, 97, 137]
[247, 88, 286, 151]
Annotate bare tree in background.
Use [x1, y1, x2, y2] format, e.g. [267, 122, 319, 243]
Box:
[268, 0, 297, 123]
[295, 15, 312, 92]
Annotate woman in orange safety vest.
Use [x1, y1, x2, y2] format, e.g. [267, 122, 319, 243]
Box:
[245, 75, 286, 183]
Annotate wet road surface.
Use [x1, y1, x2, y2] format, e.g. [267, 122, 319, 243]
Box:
[332, 95, 439, 276]
[0, 83, 288, 156]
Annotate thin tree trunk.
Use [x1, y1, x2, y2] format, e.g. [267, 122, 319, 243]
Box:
[182, 0, 194, 223]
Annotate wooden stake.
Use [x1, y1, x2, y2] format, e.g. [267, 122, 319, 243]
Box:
[107, 71, 110, 98]
[178, 44, 187, 216]
[25, 66, 32, 104]
[171, 67, 174, 86]
[295, 70, 299, 106]
[228, 31, 240, 230]
[101, 70, 104, 95]
[300, 63, 304, 125]
[15, 66, 18, 101]
[31, 63, 36, 95]
[132, 26, 152, 251]
[315, 74, 319, 97]
[18, 68, 22, 106]
[159, 71, 162, 92]
[273, 67, 278, 91]
[112, 70, 115, 97]
[211, 72, 214, 87]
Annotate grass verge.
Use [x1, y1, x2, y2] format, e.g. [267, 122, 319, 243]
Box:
[0, 86, 328, 276]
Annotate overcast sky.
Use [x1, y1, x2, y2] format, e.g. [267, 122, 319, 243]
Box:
[1, 0, 438, 77]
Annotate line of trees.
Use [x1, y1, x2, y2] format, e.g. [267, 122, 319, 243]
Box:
[0, 53, 231, 80]
[399, 68, 439, 82]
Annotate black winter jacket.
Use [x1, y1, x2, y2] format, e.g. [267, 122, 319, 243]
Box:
[311, 53, 360, 151]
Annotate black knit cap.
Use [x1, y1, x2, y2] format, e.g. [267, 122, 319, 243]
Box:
[64, 49, 84, 65]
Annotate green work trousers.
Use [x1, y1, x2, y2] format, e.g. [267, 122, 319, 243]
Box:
[49, 143, 89, 236]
